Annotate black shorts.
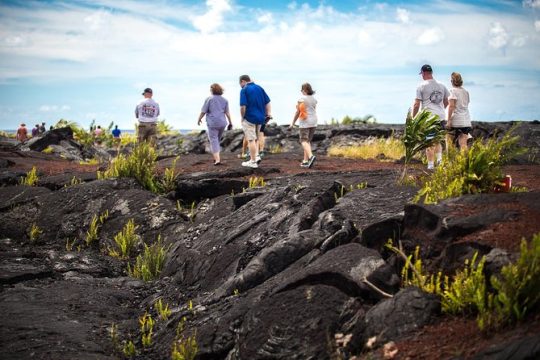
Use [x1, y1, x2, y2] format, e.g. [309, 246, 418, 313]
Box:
[449, 127, 472, 136]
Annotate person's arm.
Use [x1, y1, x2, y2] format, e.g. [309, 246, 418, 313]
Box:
[135, 105, 139, 119]
[443, 97, 449, 109]
[197, 112, 205, 126]
[156, 103, 160, 118]
[265, 102, 272, 118]
[240, 105, 246, 120]
[290, 102, 301, 128]
[412, 99, 421, 118]
[447, 99, 456, 128]
[225, 111, 232, 125]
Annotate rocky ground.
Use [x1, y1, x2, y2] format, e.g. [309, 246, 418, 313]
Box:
[0, 122, 539, 360]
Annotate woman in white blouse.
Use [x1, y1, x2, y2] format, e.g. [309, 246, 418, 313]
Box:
[446, 72, 472, 151]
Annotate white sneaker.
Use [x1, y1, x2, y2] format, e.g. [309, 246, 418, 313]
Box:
[255, 155, 262, 164]
[242, 160, 258, 168]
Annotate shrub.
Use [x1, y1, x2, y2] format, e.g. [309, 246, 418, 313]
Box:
[42, 146, 54, 154]
[159, 156, 180, 193]
[122, 340, 136, 357]
[139, 312, 155, 348]
[28, 223, 43, 243]
[172, 317, 198, 360]
[328, 137, 404, 161]
[155, 298, 172, 321]
[20, 166, 39, 186]
[85, 210, 109, 246]
[268, 144, 283, 154]
[403, 109, 445, 166]
[248, 176, 266, 188]
[128, 235, 168, 281]
[480, 233, 540, 329]
[98, 141, 159, 192]
[157, 119, 179, 136]
[109, 219, 139, 259]
[415, 129, 522, 204]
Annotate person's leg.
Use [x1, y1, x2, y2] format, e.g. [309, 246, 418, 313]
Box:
[301, 141, 312, 161]
[458, 133, 468, 151]
[137, 123, 145, 143]
[435, 142, 442, 164]
[215, 126, 225, 163]
[258, 131, 265, 155]
[242, 136, 248, 156]
[241, 120, 259, 167]
[426, 146, 435, 169]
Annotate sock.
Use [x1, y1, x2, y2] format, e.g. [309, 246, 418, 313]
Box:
[436, 152, 442, 164]
[427, 161, 434, 170]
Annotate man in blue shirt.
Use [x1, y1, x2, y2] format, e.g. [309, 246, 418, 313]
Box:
[239, 75, 271, 168]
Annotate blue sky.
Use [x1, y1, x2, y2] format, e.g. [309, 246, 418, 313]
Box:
[1, 0, 539, 130]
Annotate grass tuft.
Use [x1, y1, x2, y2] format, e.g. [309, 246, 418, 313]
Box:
[328, 137, 404, 161]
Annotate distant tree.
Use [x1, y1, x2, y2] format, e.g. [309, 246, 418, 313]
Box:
[342, 115, 353, 125]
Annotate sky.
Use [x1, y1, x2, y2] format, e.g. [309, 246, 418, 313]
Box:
[0, 0, 539, 131]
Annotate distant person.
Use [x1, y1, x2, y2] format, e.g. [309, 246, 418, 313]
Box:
[239, 74, 271, 168]
[412, 64, 449, 170]
[32, 124, 39, 137]
[112, 125, 121, 147]
[38, 122, 46, 134]
[135, 88, 160, 145]
[16, 123, 28, 143]
[446, 72, 472, 151]
[197, 83, 233, 165]
[289, 83, 318, 168]
[49, 125, 53, 131]
[94, 125, 103, 137]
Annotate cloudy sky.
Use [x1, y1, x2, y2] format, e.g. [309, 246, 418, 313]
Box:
[1, 0, 539, 130]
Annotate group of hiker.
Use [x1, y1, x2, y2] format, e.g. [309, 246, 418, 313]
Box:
[136, 66, 470, 170]
[412, 64, 472, 170]
[16, 122, 47, 143]
[135, 75, 318, 169]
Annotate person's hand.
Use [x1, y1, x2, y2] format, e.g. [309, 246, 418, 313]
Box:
[227, 123, 233, 130]
[197, 119, 202, 126]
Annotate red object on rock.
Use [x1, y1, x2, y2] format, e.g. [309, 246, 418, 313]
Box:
[494, 175, 512, 193]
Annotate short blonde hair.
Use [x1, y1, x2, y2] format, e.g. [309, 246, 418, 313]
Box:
[451, 72, 463, 87]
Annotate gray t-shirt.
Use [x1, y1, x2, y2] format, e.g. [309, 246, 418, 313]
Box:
[416, 79, 449, 120]
[135, 98, 160, 123]
[298, 95, 318, 128]
[201, 95, 229, 128]
[448, 87, 471, 127]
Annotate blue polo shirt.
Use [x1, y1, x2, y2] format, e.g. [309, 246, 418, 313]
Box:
[240, 82, 270, 125]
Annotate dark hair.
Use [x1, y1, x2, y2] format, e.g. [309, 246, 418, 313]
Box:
[302, 83, 315, 95]
[239, 75, 251, 82]
[451, 72, 463, 87]
[210, 83, 224, 95]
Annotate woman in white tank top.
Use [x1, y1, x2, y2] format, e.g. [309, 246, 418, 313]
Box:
[446, 72, 472, 151]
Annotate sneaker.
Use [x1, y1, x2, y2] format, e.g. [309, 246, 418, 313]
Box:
[300, 160, 309, 168]
[242, 160, 258, 168]
[255, 155, 262, 164]
[307, 155, 316, 168]
[259, 151, 265, 158]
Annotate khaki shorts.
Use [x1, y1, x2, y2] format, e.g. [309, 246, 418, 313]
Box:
[242, 119, 261, 141]
[138, 122, 157, 144]
[299, 127, 316, 143]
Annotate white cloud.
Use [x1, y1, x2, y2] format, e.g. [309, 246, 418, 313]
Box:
[489, 22, 509, 49]
[84, 9, 111, 31]
[257, 13, 273, 25]
[535, 20, 540, 31]
[416, 27, 445, 45]
[523, 0, 540, 8]
[396, 8, 410, 24]
[287, 1, 297, 11]
[192, 0, 232, 34]
[39, 105, 70, 112]
[512, 35, 527, 47]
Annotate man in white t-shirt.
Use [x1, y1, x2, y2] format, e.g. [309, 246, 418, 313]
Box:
[412, 64, 449, 170]
[135, 88, 160, 144]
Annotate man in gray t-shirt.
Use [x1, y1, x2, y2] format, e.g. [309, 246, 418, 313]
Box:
[412, 64, 449, 170]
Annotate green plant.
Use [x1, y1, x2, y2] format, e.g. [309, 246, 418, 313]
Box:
[328, 137, 404, 161]
[177, 201, 197, 223]
[109, 219, 139, 259]
[441, 252, 487, 315]
[110, 323, 119, 349]
[172, 317, 198, 360]
[98, 141, 159, 192]
[65, 238, 76, 251]
[159, 156, 180, 193]
[139, 312, 155, 348]
[42, 146, 54, 154]
[70, 176, 82, 186]
[268, 144, 283, 154]
[415, 129, 522, 204]
[155, 298, 172, 321]
[334, 185, 347, 203]
[85, 210, 109, 246]
[157, 119, 179, 135]
[128, 235, 168, 281]
[248, 176, 266, 188]
[401, 109, 445, 181]
[482, 233, 540, 329]
[28, 223, 43, 243]
[122, 340, 136, 357]
[20, 166, 39, 186]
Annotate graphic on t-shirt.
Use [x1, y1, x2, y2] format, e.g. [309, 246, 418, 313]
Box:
[429, 90, 443, 104]
[142, 104, 156, 117]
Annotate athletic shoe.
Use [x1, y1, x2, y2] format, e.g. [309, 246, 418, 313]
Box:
[255, 155, 262, 164]
[307, 155, 316, 168]
[242, 160, 258, 168]
[259, 151, 265, 158]
[300, 161, 309, 168]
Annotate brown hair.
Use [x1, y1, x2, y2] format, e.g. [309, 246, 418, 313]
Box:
[451, 72, 463, 87]
[239, 75, 251, 82]
[301, 83, 315, 95]
[210, 83, 224, 95]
